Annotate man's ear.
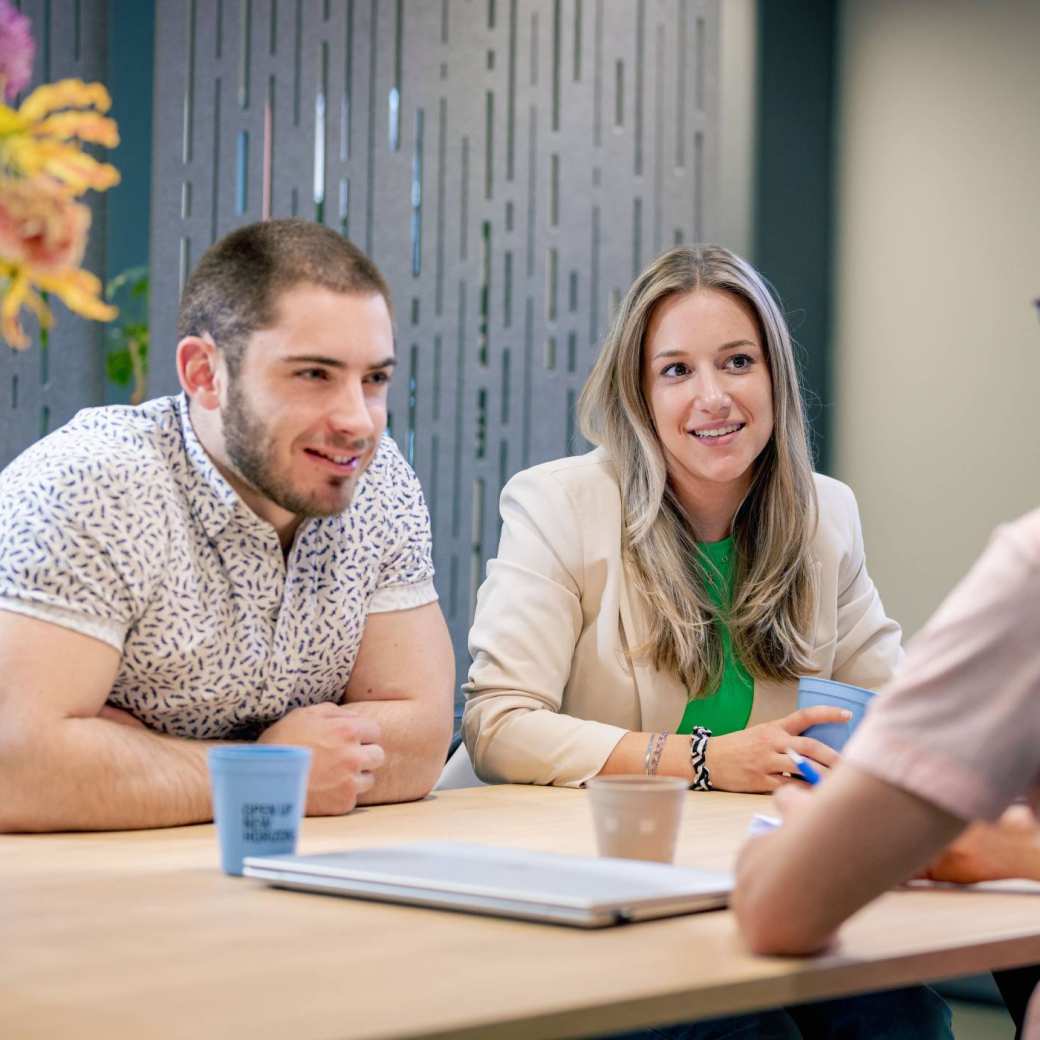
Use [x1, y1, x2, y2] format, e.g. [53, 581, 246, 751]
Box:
[177, 335, 224, 411]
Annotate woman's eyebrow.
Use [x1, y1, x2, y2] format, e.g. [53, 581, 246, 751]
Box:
[650, 339, 757, 362]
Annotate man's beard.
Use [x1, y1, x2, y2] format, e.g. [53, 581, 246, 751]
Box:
[222, 379, 362, 518]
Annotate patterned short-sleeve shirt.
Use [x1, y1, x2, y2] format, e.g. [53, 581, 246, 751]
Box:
[0, 394, 437, 739]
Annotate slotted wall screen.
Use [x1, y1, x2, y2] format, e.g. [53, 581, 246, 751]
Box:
[0, 0, 109, 466]
[152, 0, 722, 705]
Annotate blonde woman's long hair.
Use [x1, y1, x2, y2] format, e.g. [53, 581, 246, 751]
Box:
[578, 245, 818, 695]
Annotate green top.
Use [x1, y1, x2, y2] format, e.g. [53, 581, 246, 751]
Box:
[676, 536, 754, 737]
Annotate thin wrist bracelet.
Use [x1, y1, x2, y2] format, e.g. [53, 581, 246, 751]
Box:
[688, 725, 712, 791]
[643, 732, 657, 774]
[645, 731, 667, 776]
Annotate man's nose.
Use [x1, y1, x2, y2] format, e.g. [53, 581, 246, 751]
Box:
[328, 380, 375, 441]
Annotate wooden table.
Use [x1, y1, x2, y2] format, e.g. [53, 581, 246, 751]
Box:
[3, 786, 1038, 1039]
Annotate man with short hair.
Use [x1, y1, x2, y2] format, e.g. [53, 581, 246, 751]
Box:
[0, 218, 454, 831]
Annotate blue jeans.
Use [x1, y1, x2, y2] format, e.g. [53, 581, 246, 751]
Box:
[604, 984, 953, 1040]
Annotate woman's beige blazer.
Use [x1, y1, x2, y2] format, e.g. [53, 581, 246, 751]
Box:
[463, 448, 904, 787]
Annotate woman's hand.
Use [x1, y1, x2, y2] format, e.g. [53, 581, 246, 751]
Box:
[920, 805, 1040, 883]
[705, 706, 851, 793]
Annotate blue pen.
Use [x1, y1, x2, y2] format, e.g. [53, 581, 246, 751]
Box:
[786, 749, 822, 786]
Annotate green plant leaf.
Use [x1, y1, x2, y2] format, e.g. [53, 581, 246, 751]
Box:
[106, 350, 133, 386]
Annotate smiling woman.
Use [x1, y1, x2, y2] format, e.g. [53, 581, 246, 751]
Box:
[641, 289, 774, 539]
[463, 245, 900, 793]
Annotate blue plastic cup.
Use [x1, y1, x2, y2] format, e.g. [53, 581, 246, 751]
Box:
[796, 677, 877, 752]
[208, 746, 312, 875]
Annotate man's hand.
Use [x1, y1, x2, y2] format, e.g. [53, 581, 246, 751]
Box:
[258, 703, 385, 816]
[921, 805, 1040, 883]
[705, 706, 849, 792]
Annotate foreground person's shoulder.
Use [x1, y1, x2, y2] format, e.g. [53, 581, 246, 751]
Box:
[993, 506, 1040, 565]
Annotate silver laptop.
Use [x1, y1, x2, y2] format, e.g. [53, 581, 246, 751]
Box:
[243, 841, 733, 928]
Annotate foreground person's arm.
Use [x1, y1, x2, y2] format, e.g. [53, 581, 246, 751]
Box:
[0, 612, 382, 832]
[732, 766, 965, 954]
[734, 508, 1040, 954]
[343, 601, 454, 804]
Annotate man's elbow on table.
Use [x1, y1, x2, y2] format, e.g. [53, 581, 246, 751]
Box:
[386, 676, 455, 802]
[354, 759, 443, 807]
[0, 716, 52, 832]
[387, 733, 451, 803]
[348, 696, 454, 805]
[345, 602, 455, 804]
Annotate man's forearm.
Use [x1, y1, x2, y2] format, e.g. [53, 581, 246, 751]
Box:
[1, 713, 217, 832]
[346, 699, 451, 804]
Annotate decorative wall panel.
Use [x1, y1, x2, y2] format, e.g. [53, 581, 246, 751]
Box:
[149, 0, 721, 705]
[0, 0, 109, 466]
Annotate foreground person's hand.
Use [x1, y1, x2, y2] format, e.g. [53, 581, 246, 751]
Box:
[705, 706, 849, 792]
[259, 703, 385, 815]
[920, 805, 1040, 883]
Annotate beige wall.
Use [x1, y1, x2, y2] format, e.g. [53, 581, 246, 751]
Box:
[833, 0, 1040, 636]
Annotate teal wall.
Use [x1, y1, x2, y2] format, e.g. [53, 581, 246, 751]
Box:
[103, 0, 154, 403]
[754, 0, 836, 472]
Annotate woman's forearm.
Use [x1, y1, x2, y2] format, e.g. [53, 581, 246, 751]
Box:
[599, 731, 693, 780]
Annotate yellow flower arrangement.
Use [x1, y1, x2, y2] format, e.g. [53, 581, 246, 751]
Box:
[0, 80, 120, 194]
[0, 1, 120, 350]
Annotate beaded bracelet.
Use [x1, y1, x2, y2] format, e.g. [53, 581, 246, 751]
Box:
[688, 725, 712, 790]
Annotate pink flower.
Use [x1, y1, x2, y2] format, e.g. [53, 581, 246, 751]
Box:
[0, 0, 35, 101]
[0, 176, 90, 273]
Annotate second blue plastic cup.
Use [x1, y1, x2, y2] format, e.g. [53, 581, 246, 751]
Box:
[796, 676, 876, 752]
[208, 745, 312, 876]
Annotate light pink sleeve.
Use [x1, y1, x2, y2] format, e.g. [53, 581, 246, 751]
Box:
[845, 508, 1040, 822]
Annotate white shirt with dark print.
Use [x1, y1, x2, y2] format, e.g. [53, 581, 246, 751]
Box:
[0, 394, 437, 739]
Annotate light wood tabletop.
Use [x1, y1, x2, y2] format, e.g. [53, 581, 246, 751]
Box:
[3, 785, 1038, 1040]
